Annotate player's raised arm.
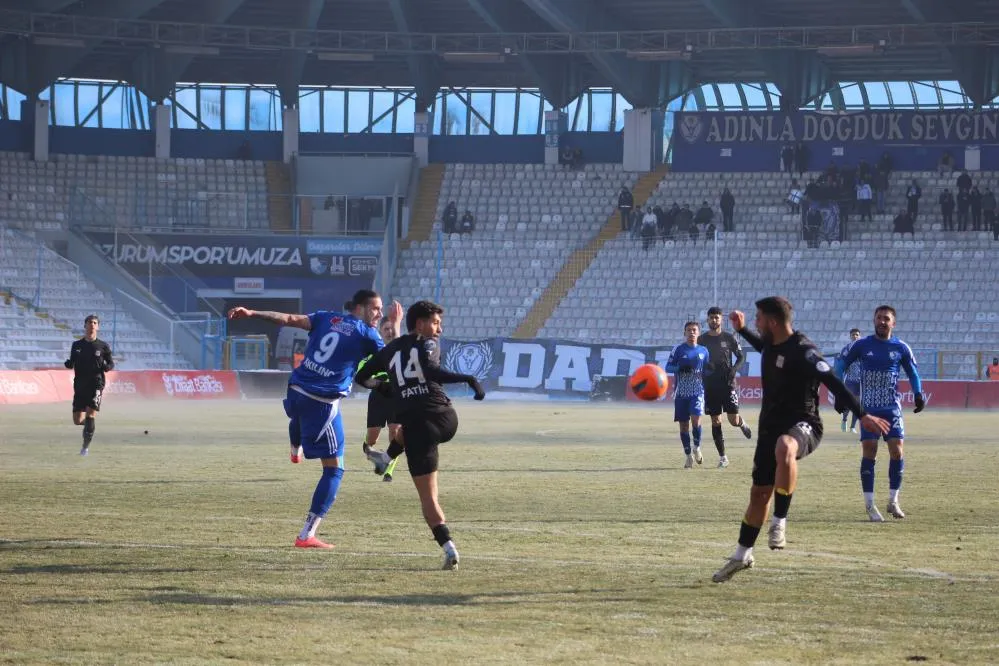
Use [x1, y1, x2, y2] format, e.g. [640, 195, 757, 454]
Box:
[729, 333, 746, 380]
[227, 306, 311, 330]
[385, 300, 403, 339]
[801, 347, 889, 435]
[730, 310, 764, 352]
[419, 339, 486, 399]
[354, 351, 389, 390]
[900, 344, 926, 413]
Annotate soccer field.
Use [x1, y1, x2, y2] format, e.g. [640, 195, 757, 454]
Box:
[1, 399, 997, 665]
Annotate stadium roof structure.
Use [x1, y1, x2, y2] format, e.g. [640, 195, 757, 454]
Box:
[2, 0, 999, 110]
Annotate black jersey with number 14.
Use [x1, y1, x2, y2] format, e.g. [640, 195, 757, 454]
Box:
[363, 334, 453, 416]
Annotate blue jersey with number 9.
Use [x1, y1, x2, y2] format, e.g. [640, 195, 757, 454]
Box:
[289, 311, 384, 398]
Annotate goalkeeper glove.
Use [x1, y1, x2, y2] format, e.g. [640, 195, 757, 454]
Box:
[913, 393, 925, 413]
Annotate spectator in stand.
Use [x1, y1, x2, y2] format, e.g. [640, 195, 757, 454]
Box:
[906, 179, 922, 220]
[795, 142, 809, 178]
[720, 188, 735, 232]
[805, 207, 822, 249]
[957, 187, 971, 232]
[459, 210, 475, 235]
[858, 159, 872, 184]
[986, 357, 999, 379]
[443, 201, 458, 234]
[939, 189, 955, 231]
[653, 205, 667, 242]
[677, 204, 694, 239]
[787, 180, 803, 214]
[618, 186, 634, 232]
[982, 188, 997, 233]
[970, 185, 983, 231]
[640, 207, 657, 251]
[825, 162, 839, 183]
[957, 170, 973, 193]
[872, 166, 889, 215]
[665, 202, 680, 240]
[893, 209, 914, 236]
[995, 211, 999, 241]
[856, 180, 873, 222]
[878, 151, 893, 179]
[631, 208, 644, 238]
[705, 222, 717, 243]
[695, 201, 714, 231]
[781, 144, 795, 174]
[938, 150, 956, 175]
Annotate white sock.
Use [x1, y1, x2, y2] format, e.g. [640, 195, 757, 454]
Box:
[298, 512, 322, 540]
[733, 544, 752, 561]
[771, 516, 786, 529]
[863, 492, 875, 507]
[443, 539, 456, 553]
[889, 489, 900, 503]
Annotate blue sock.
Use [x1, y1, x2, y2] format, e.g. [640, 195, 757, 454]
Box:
[680, 431, 691, 455]
[860, 457, 876, 494]
[889, 458, 904, 491]
[309, 467, 344, 518]
[692, 425, 702, 448]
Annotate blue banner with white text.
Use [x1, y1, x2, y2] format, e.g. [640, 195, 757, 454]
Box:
[671, 110, 999, 172]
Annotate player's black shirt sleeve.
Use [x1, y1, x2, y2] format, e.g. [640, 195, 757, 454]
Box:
[728, 332, 746, 374]
[802, 348, 866, 420]
[736, 327, 765, 353]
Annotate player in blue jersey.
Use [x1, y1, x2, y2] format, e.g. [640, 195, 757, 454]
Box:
[834, 328, 863, 433]
[665, 322, 710, 469]
[227, 289, 402, 549]
[841, 305, 925, 522]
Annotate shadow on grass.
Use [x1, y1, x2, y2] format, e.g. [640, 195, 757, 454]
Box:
[6, 563, 203, 575]
[136, 587, 642, 608]
[446, 467, 676, 474]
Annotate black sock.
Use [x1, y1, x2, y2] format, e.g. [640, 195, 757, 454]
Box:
[773, 490, 793, 519]
[738, 521, 761, 548]
[386, 439, 404, 460]
[83, 417, 95, 446]
[711, 424, 725, 456]
[431, 523, 451, 546]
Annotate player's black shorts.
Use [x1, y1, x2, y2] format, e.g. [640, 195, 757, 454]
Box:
[72, 382, 103, 413]
[704, 382, 740, 416]
[752, 422, 822, 487]
[366, 390, 396, 429]
[397, 406, 459, 477]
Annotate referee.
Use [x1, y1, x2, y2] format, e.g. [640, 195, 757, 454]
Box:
[65, 314, 115, 456]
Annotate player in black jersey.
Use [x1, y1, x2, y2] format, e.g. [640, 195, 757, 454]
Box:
[354, 300, 485, 570]
[712, 297, 889, 583]
[697, 306, 753, 468]
[64, 314, 115, 456]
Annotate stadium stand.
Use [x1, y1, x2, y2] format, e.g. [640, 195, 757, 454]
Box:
[390, 163, 640, 339]
[0, 227, 192, 370]
[0, 151, 271, 233]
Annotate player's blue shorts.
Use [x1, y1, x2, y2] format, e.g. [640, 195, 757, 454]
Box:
[674, 394, 705, 422]
[860, 407, 904, 442]
[284, 387, 346, 462]
[845, 380, 861, 397]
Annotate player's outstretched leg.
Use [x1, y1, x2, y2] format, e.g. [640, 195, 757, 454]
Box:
[295, 463, 343, 549]
[887, 440, 905, 519]
[691, 419, 704, 465]
[711, 418, 728, 468]
[80, 415, 96, 456]
[713, 486, 771, 582]
[413, 470, 458, 570]
[288, 418, 303, 464]
[861, 441, 883, 522]
[767, 435, 798, 550]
